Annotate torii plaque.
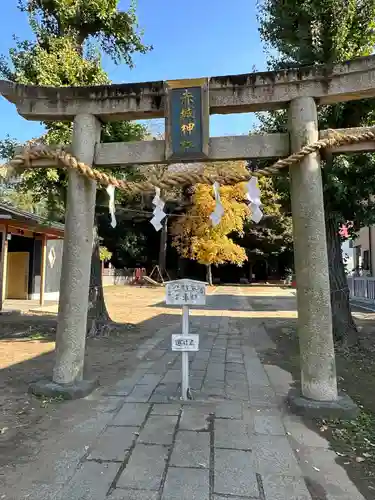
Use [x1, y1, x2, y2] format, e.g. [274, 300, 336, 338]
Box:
[164, 78, 209, 162]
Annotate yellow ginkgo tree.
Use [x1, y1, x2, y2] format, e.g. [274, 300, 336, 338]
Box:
[170, 161, 252, 285]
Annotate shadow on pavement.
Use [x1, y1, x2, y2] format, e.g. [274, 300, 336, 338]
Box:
[1, 290, 374, 500]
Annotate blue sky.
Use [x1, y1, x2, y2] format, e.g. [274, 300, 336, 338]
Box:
[0, 0, 268, 144]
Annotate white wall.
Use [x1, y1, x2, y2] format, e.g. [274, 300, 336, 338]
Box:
[342, 239, 354, 274]
[352, 225, 375, 275]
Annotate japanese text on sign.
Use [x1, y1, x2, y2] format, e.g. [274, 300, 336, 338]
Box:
[171, 334, 199, 352]
[165, 279, 206, 306]
[180, 89, 196, 151]
[168, 85, 204, 159]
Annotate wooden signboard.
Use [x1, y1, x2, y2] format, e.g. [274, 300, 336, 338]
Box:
[164, 78, 209, 161]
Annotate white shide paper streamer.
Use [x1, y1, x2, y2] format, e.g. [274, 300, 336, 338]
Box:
[150, 186, 167, 231]
[245, 177, 263, 223]
[106, 185, 117, 228]
[209, 182, 225, 227]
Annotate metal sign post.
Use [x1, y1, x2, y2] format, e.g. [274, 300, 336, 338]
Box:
[182, 305, 190, 399]
[165, 279, 207, 400]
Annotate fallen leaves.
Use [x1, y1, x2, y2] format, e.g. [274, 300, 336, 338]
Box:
[316, 409, 375, 468]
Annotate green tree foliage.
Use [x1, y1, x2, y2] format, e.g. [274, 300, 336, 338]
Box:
[0, 0, 150, 217]
[18, 0, 151, 65]
[257, 0, 375, 343]
[96, 210, 149, 268]
[99, 246, 112, 263]
[237, 175, 293, 278]
[0, 0, 151, 329]
[0, 136, 19, 161]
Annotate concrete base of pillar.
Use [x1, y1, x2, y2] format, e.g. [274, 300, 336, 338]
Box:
[287, 388, 359, 420]
[29, 378, 99, 400]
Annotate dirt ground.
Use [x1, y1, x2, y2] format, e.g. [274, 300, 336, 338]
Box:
[260, 306, 375, 499]
[0, 286, 179, 468]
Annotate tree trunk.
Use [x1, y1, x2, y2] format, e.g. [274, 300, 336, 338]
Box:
[249, 262, 254, 282]
[87, 223, 111, 337]
[325, 211, 358, 345]
[177, 256, 186, 279]
[206, 264, 213, 286]
[264, 259, 270, 281]
[159, 216, 168, 276]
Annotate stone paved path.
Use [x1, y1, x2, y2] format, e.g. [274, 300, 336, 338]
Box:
[3, 287, 366, 500]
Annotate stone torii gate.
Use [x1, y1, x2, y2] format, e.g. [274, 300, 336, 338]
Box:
[3, 56, 375, 416]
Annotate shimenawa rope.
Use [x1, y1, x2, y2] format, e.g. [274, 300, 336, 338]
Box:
[5, 128, 375, 193]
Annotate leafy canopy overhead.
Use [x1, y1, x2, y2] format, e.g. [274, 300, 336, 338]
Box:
[0, 0, 150, 219]
[17, 0, 151, 65]
[259, 0, 375, 67]
[257, 0, 375, 232]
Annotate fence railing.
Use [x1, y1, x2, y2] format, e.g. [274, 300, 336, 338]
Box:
[102, 268, 135, 286]
[347, 276, 375, 301]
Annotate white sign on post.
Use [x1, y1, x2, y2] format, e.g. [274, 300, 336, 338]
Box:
[165, 279, 207, 400]
[165, 279, 207, 306]
[171, 334, 199, 352]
